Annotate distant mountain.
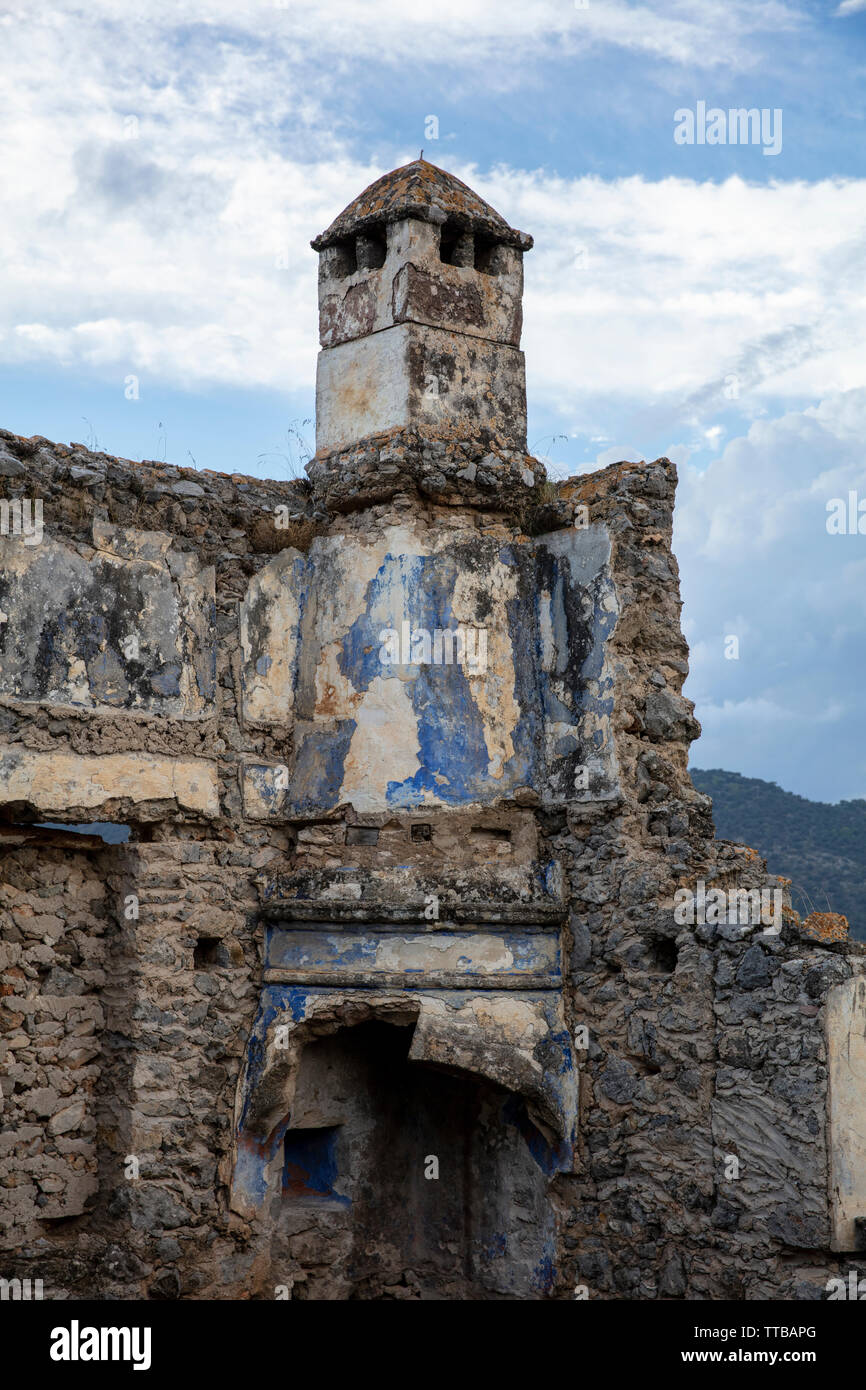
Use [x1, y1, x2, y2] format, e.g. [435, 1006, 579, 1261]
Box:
[689, 768, 866, 942]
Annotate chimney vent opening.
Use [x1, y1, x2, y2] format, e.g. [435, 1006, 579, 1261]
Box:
[439, 221, 474, 267]
[356, 226, 386, 271]
[474, 236, 505, 276]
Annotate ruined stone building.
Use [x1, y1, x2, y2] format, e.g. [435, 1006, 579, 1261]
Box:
[1, 159, 865, 1301]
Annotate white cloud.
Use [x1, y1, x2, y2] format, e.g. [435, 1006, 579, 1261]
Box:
[835, 0, 866, 15]
[506, 170, 866, 428]
[0, 2, 854, 424]
[5, 120, 866, 419]
[676, 388, 866, 800]
[2, 1, 804, 73]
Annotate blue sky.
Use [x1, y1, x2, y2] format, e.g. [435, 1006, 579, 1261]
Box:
[2, 0, 866, 800]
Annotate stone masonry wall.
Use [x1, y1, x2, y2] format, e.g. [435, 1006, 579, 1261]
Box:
[1, 834, 109, 1249]
[541, 459, 866, 1300]
[1, 424, 864, 1300]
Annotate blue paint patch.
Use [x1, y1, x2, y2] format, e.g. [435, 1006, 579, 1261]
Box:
[262, 529, 620, 814]
[288, 721, 356, 814]
[232, 985, 314, 1210]
[283, 1125, 350, 1205]
[285, 540, 575, 812]
[246, 764, 285, 812]
[531, 1244, 556, 1295]
[502, 1094, 570, 1177]
[480, 1232, 507, 1262]
[266, 928, 379, 971]
[541, 860, 560, 896]
[547, 1027, 575, 1074]
[264, 926, 560, 980]
[150, 663, 182, 696]
[237, 984, 309, 1133]
[234, 1116, 291, 1209]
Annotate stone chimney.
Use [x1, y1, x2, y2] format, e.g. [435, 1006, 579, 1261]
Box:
[311, 158, 532, 454]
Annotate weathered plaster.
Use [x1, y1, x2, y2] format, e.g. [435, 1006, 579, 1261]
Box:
[0, 748, 220, 816]
[240, 520, 619, 817]
[827, 972, 866, 1251]
[315, 322, 528, 453]
[0, 525, 215, 717]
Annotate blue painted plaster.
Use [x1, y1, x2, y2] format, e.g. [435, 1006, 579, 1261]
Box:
[267, 528, 619, 815]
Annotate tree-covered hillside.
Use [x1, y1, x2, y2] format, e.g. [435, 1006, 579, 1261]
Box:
[690, 768, 866, 942]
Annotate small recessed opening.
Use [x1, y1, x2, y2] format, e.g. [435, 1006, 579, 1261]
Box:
[474, 236, 504, 275]
[346, 825, 379, 846]
[2, 820, 131, 847]
[439, 220, 473, 267]
[330, 236, 357, 279]
[194, 937, 223, 968]
[283, 1125, 346, 1202]
[470, 826, 511, 842]
[411, 823, 432, 842]
[356, 226, 386, 271]
[38, 1213, 87, 1233]
[647, 936, 678, 974]
[35, 821, 131, 843]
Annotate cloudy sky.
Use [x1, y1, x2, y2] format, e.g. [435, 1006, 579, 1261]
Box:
[2, 0, 865, 801]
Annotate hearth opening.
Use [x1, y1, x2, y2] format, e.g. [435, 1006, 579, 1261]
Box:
[274, 1020, 557, 1300]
